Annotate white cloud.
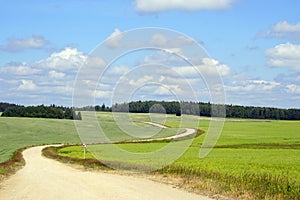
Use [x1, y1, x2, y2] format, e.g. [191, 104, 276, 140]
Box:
[154, 85, 181, 95]
[17, 80, 37, 91]
[134, 0, 236, 13]
[265, 43, 300, 71]
[0, 35, 49, 52]
[202, 58, 231, 76]
[0, 47, 87, 105]
[0, 63, 40, 76]
[38, 47, 86, 71]
[103, 29, 195, 51]
[286, 84, 300, 94]
[94, 90, 111, 98]
[225, 79, 280, 92]
[150, 34, 193, 48]
[172, 58, 231, 78]
[105, 28, 123, 48]
[108, 65, 130, 75]
[162, 48, 184, 55]
[259, 21, 300, 40]
[129, 75, 153, 86]
[49, 70, 65, 79]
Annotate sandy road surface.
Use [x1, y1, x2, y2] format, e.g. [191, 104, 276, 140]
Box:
[137, 122, 196, 142]
[0, 146, 212, 200]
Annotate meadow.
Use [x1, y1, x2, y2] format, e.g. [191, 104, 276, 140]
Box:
[1, 112, 300, 199]
[0, 117, 80, 163]
[57, 112, 300, 199]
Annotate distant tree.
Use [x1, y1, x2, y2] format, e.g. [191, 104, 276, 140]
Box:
[176, 109, 181, 116]
[101, 103, 106, 111]
[95, 105, 101, 111]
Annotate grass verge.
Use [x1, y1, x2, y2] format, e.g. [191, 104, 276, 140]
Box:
[0, 147, 26, 181]
[159, 165, 300, 200]
[42, 145, 110, 170]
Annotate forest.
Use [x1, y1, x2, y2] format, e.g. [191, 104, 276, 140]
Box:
[0, 103, 82, 120]
[112, 101, 300, 120]
[1, 101, 300, 120]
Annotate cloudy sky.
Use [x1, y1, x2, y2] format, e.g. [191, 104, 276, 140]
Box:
[1, 0, 300, 108]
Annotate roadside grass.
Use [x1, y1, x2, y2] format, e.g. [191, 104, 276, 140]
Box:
[0, 147, 25, 181]
[42, 146, 110, 170]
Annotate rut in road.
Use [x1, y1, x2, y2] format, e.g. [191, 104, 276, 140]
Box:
[0, 146, 212, 200]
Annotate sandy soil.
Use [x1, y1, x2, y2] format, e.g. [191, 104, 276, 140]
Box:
[0, 146, 212, 200]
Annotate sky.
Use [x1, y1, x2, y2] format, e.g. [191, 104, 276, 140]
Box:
[1, 0, 300, 108]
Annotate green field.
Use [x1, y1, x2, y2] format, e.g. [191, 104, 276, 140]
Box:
[1, 112, 300, 199]
[0, 112, 183, 163]
[58, 113, 300, 199]
[0, 117, 80, 163]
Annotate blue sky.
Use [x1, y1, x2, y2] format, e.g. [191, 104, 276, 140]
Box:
[1, 0, 300, 108]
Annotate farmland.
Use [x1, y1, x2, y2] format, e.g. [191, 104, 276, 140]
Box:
[1, 112, 300, 199]
[57, 112, 300, 199]
[0, 117, 80, 163]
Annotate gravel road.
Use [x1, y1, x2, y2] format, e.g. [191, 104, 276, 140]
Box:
[0, 146, 212, 200]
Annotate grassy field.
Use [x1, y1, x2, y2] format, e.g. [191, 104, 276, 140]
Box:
[58, 113, 300, 199]
[0, 112, 183, 163]
[1, 112, 300, 198]
[0, 117, 80, 163]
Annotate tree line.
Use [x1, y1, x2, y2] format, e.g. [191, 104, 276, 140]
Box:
[2, 101, 300, 120]
[111, 101, 300, 120]
[0, 102, 17, 112]
[1, 103, 82, 120]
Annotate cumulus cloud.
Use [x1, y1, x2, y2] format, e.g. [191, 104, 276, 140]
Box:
[285, 84, 300, 94]
[172, 58, 231, 78]
[0, 62, 40, 76]
[134, 0, 236, 13]
[103, 29, 196, 50]
[108, 65, 131, 75]
[258, 21, 300, 40]
[225, 79, 280, 92]
[94, 90, 112, 98]
[150, 34, 194, 48]
[17, 80, 37, 91]
[38, 47, 85, 71]
[0, 35, 49, 52]
[105, 28, 124, 48]
[265, 43, 300, 71]
[154, 85, 181, 95]
[129, 75, 153, 86]
[49, 70, 65, 79]
[0, 47, 86, 105]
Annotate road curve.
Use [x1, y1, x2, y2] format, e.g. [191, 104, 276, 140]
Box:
[0, 146, 212, 200]
[130, 122, 196, 142]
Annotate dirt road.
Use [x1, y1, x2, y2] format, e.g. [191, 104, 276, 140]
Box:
[132, 122, 196, 142]
[0, 146, 212, 200]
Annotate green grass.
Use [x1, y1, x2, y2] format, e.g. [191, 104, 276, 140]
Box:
[58, 145, 95, 159]
[1, 112, 300, 199]
[0, 112, 187, 164]
[0, 117, 81, 163]
[57, 113, 300, 199]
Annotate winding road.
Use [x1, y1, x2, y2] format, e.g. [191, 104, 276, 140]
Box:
[132, 122, 197, 142]
[0, 146, 212, 200]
